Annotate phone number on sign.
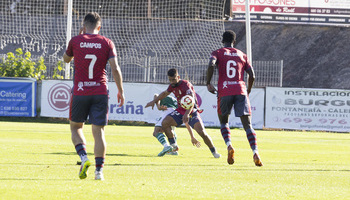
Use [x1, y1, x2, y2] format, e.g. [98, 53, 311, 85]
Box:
[278, 117, 347, 125]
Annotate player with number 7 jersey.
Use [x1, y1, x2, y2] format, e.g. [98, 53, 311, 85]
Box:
[63, 12, 124, 181]
[65, 32, 117, 96]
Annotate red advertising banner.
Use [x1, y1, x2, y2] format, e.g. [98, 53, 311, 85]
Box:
[232, 0, 350, 25]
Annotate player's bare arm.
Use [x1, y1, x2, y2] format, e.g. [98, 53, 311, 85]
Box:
[63, 53, 73, 63]
[246, 67, 255, 95]
[153, 94, 167, 111]
[158, 105, 168, 111]
[109, 57, 125, 107]
[185, 122, 201, 148]
[206, 57, 217, 94]
[145, 91, 170, 109]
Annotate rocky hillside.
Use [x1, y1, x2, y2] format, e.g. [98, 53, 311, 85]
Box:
[225, 22, 350, 90]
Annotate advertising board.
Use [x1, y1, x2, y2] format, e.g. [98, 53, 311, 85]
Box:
[265, 87, 350, 132]
[0, 77, 36, 117]
[40, 80, 265, 128]
[232, 0, 350, 26]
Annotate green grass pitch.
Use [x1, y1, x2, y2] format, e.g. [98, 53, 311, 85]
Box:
[0, 121, 349, 199]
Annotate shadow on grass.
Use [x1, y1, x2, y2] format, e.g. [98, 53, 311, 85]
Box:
[0, 162, 79, 167]
[0, 161, 349, 172]
[47, 152, 154, 157]
[24, 152, 350, 172]
[0, 178, 77, 181]
[0, 116, 154, 126]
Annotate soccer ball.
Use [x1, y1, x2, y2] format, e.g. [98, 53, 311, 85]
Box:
[180, 95, 194, 110]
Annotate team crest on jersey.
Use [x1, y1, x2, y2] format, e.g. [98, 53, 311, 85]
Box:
[78, 82, 84, 91]
[223, 81, 228, 89]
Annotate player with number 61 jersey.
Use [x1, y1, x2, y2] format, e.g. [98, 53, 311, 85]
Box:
[209, 47, 251, 97]
[65, 33, 117, 96]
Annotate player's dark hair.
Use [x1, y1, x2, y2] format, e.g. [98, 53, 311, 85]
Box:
[222, 30, 236, 44]
[167, 68, 178, 77]
[83, 12, 101, 30]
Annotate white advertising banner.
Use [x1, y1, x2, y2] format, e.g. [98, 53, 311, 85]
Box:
[311, 0, 350, 9]
[232, 0, 350, 25]
[232, 0, 350, 14]
[40, 80, 72, 118]
[41, 80, 265, 129]
[265, 87, 350, 132]
[40, 80, 159, 122]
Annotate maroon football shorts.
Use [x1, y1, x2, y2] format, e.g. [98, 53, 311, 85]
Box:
[167, 109, 202, 128]
[70, 94, 109, 125]
[217, 95, 251, 117]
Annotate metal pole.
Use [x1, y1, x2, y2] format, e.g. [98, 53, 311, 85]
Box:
[230, 0, 233, 20]
[147, 0, 152, 18]
[65, 0, 73, 79]
[144, 58, 148, 82]
[245, 0, 252, 64]
[147, 57, 151, 82]
[280, 60, 283, 87]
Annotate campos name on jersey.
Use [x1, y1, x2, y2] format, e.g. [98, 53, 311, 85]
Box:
[80, 42, 102, 49]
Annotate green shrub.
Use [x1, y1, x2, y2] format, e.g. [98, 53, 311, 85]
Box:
[53, 60, 65, 79]
[0, 48, 47, 80]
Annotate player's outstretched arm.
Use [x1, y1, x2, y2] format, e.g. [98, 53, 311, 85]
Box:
[206, 58, 217, 94]
[109, 57, 125, 107]
[145, 91, 170, 109]
[153, 94, 167, 111]
[185, 123, 201, 148]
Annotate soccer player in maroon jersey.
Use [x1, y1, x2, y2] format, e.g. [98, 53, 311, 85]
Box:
[145, 68, 220, 158]
[151, 94, 201, 156]
[63, 12, 125, 180]
[206, 30, 263, 166]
